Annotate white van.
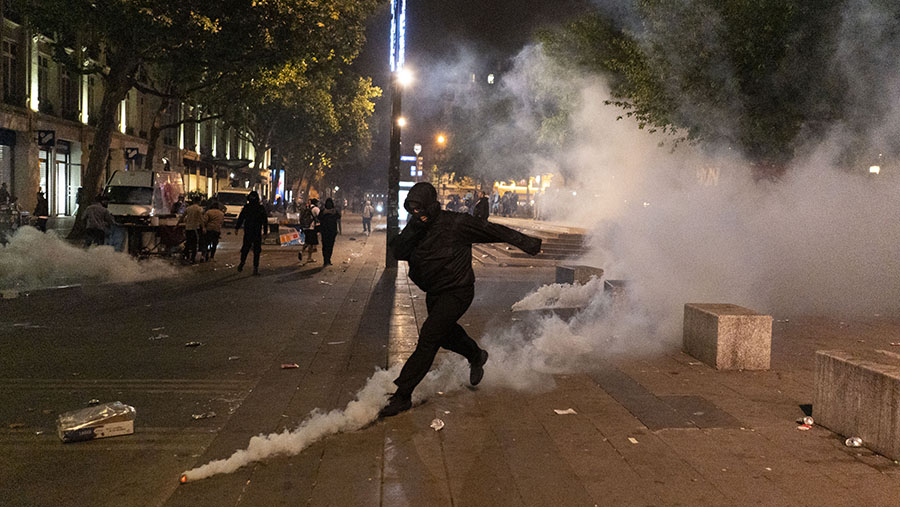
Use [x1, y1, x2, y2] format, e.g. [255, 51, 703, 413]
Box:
[216, 187, 252, 225]
[105, 170, 184, 222]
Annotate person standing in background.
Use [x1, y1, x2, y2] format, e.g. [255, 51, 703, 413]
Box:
[318, 198, 341, 266]
[83, 195, 114, 247]
[235, 191, 269, 275]
[179, 196, 204, 264]
[202, 197, 225, 261]
[362, 200, 374, 235]
[34, 191, 49, 232]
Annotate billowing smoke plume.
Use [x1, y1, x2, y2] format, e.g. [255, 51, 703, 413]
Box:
[0, 227, 177, 290]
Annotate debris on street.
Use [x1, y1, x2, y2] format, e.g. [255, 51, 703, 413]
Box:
[87, 399, 100, 406]
[280, 363, 300, 369]
[628, 437, 639, 444]
[184, 341, 203, 347]
[227, 356, 241, 361]
[430, 418, 445, 431]
[191, 411, 216, 420]
[57, 401, 135, 443]
[149, 333, 168, 341]
[845, 437, 863, 447]
[553, 408, 578, 415]
[797, 424, 811, 431]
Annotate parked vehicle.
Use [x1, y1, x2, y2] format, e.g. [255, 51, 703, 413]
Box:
[104, 170, 184, 223]
[216, 187, 252, 225]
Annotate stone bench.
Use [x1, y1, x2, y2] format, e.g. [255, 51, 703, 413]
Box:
[815, 349, 900, 461]
[555, 265, 604, 285]
[682, 304, 772, 370]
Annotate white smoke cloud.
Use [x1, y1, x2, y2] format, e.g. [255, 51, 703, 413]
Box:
[0, 227, 177, 290]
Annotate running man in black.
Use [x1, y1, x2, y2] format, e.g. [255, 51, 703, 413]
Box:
[381, 182, 542, 417]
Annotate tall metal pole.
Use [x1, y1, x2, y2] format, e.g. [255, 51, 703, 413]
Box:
[386, 75, 402, 268]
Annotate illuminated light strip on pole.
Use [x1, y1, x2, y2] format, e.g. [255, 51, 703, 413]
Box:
[389, 0, 407, 72]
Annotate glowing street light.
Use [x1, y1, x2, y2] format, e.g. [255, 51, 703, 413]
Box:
[397, 67, 414, 88]
[870, 165, 881, 175]
[397, 117, 407, 127]
[436, 134, 446, 145]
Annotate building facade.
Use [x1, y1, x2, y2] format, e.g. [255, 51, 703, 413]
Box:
[0, 8, 270, 217]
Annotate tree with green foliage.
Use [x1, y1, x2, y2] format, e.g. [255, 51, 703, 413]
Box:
[13, 0, 377, 234]
[540, 0, 852, 178]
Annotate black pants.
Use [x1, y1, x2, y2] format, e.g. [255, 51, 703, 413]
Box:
[205, 230, 220, 260]
[84, 228, 104, 248]
[362, 217, 371, 233]
[394, 286, 479, 397]
[183, 229, 200, 262]
[240, 232, 262, 268]
[321, 232, 336, 264]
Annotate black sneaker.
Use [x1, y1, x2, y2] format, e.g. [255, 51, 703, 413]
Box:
[237, 263, 244, 272]
[469, 349, 489, 386]
[378, 393, 412, 418]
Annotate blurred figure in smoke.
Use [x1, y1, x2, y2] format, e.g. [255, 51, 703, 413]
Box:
[235, 190, 269, 275]
[362, 200, 374, 234]
[318, 198, 340, 266]
[381, 182, 542, 417]
[473, 191, 489, 220]
[83, 195, 114, 248]
[34, 190, 49, 232]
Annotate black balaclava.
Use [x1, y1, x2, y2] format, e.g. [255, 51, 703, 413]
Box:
[404, 182, 441, 224]
[248, 191, 260, 205]
[324, 198, 335, 209]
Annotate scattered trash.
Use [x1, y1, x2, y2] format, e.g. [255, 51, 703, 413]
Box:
[628, 437, 639, 444]
[430, 418, 445, 431]
[349, 237, 357, 241]
[553, 408, 578, 415]
[311, 332, 319, 335]
[410, 295, 419, 299]
[184, 341, 203, 347]
[149, 333, 168, 341]
[482, 254, 488, 258]
[765, 467, 772, 471]
[152, 327, 165, 331]
[34, 431, 44, 435]
[57, 401, 135, 443]
[191, 411, 216, 420]
[437, 391, 444, 395]
[319, 281, 333, 286]
[891, 343, 900, 347]
[349, 299, 358, 302]
[8, 423, 24, 429]
[280, 363, 300, 369]
[688, 362, 702, 366]
[87, 399, 100, 406]
[327, 341, 346, 345]
[443, 411, 450, 415]
[801, 416, 814, 426]
[41, 409, 53, 415]
[845, 437, 863, 447]
[797, 424, 811, 431]
[227, 356, 241, 361]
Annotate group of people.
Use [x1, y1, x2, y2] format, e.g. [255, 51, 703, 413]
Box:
[443, 192, 491, 221]
[177, 196, 226, 264]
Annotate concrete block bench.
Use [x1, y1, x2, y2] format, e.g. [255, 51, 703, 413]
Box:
[683, 304, 772, 370]
[815, 349, 900, 461]
[555, 265, 604, 285]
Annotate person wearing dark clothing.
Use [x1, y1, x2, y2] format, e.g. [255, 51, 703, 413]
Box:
[0, 183, 9, 205]
[318, 198, 341, 266]
[234, 191, 269, 275]
[380, 182, 542, 417]
[34, 191, 49, 232]
[473, 192, 489, 220]
[83, 195, 115, 247]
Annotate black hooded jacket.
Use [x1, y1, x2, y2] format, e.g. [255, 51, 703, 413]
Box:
[391, 183, 542, 294]
[235, 198, 269, 237]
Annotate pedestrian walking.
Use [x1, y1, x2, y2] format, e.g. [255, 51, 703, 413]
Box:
[380, 182, 542, 417]
[318, 198, 341, 266]
[235, 190, 269, 275]
[298, 198, 320, 263]
[179, 196, 204, 264]
[473, 192, 489, 220]
[362, 200, 374, 234]
[202, 197, 225, 261]
[83, 195, 115, 247]
[34, 190, 49, 232]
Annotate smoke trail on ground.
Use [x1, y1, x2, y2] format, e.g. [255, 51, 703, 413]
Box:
[0, 227, 177, 290]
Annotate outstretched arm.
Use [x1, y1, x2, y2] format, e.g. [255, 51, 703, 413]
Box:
[456, 214, 542, 255]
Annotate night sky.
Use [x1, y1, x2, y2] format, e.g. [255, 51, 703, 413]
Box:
[355, 0, 591, 176]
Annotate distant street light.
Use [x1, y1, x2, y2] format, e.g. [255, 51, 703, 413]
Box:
[436, 134, 446, 145]
[397, 117, 407, 127]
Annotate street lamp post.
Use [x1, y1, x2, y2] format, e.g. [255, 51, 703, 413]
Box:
[386, 0, 408, 269]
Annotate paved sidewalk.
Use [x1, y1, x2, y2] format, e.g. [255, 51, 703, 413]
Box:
[5, 222, 900, 506]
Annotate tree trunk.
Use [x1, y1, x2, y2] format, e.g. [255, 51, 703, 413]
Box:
[69, 58, 137, 239]
[144, 98, 170, 171]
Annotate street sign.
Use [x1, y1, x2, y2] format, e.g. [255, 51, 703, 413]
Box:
[413, 143, 422, 155]
[400, 155, 416, 162]
[416, 156, 423, 172]
[124, 147, 140, 160]
[36, 130, 55, 148]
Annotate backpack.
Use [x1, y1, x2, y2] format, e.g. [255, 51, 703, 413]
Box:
[299, 206, 316, 229]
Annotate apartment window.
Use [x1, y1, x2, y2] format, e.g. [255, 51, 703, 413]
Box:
[38, 55, 50, 112]
[87, 77, 96, 122]
[2, 40, 18, 104]
[61, 68, 77, 120]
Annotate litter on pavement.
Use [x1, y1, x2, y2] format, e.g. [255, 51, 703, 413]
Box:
[184, 341, 203, 347]
[430, 418, 445, 431]
[57, 401, 135, 443]
[845, 437, 863, 447]
[191, 411, 216, 420]
[553, 408, 578, 415]
[280, 363, 300, 369]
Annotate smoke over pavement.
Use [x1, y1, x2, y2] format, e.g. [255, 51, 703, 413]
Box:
[0, 227, 177, 290]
